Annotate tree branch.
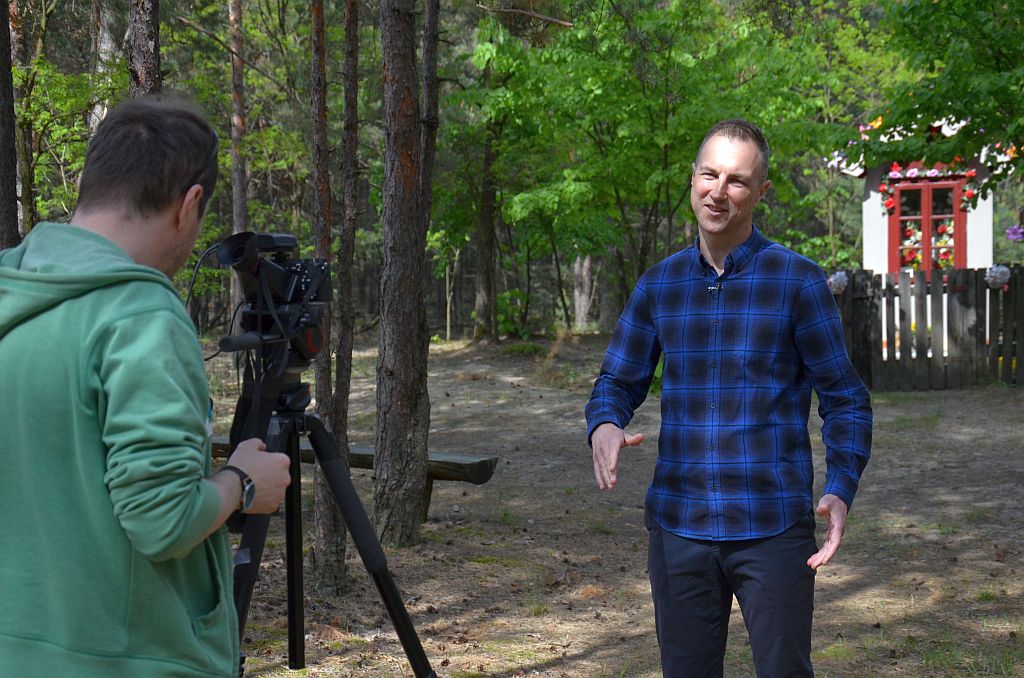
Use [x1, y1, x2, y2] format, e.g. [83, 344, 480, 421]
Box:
[475, 3, 574, 28]
[170, 14, 302, 108]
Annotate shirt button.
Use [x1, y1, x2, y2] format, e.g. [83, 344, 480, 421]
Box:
[708, 443, 714, 450]
[711, 361, 718, 368]
[713, 319, 720, 326]
[710, 402, 716, 409]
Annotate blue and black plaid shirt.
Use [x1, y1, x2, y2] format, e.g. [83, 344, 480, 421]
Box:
[586, 227, 872, 541]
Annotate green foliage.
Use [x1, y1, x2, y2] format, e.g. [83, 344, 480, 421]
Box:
[993, 177, 1024, 266]
[20, 0, 1022, 337]
[773, 228, 861, 272]
[13, 55, 124, 221]
[496, 289, 531, 339]
[862, 0, 1024, 194]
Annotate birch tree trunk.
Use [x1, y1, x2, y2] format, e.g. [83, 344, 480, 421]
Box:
[308, 0, 347, 596]
[572, 254, 594, 331]
[88, 0, 117, 132]
[9, 0, 36, 234]
[128, 0, 161, 96]
[374, 0, 429, 546]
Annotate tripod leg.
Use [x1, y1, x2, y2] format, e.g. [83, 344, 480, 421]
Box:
[305, 416, 437, 678]
[231, 417, 293, 674]
[283, 426, 305, 669]
[233, 514, 271, 640]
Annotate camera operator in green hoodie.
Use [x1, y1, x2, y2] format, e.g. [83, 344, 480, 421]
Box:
[0, 97, 292, 677]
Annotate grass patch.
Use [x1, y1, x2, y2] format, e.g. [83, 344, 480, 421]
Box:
[964, 506, 994, 523]
[976, 590, 998, 603]
[523, 599, 549, 616]
[466, 555, 523, 568]
[587, 521, 615, 535]
[814, 641, 856, 661]
[500, 341, 545, 356]
[478, 638, 546, 663]
[453, 525, 487, 538]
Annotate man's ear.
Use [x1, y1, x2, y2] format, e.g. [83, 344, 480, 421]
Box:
[176, 185, 205, 229]
[758, 179, 772, 199]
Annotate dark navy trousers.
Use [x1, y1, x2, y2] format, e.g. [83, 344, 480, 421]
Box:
[647, 511, 818, 677]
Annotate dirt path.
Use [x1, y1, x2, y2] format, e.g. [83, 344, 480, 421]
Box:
[230, 335, 1024, 677]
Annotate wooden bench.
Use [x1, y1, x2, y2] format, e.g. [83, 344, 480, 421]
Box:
[211, 436, 498, 521]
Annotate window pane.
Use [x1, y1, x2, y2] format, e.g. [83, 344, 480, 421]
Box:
[932, 188, 954, 216]
[899, 221, 923, 269]
[931, 218, 956, 269]
[900, 189, 921, 216]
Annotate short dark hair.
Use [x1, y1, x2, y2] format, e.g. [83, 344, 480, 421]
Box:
[76, 97, 219, 218]
[696, 119, 770, 182]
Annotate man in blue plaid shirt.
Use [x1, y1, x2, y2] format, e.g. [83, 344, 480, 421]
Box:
[585, 119, 872, 676]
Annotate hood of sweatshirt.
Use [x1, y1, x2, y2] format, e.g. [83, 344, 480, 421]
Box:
[0, 222, 176, 340]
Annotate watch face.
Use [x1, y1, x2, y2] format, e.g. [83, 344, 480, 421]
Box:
[242, 479, 256, 511]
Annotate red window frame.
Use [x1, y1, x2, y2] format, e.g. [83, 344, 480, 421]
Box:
[887, 176, 967, 275]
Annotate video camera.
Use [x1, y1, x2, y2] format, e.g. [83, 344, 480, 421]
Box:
[216, 232, 331, 362]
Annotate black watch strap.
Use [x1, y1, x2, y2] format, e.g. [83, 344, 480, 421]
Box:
[221, 464, 255, 511]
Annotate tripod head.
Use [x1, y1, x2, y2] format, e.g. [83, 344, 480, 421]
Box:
[217, 231, 331, 363]
[215, 231, 331, 445]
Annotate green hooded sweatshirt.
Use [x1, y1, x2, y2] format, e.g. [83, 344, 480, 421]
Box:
[0, 223, 238, 677]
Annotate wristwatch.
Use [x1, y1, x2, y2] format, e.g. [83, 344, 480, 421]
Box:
[221, 465, 255, 511]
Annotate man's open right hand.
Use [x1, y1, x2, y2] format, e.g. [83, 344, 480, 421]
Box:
[591, 423, 644, 491]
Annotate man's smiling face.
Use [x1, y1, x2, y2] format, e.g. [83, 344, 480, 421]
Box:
[690, 134, 771, 242]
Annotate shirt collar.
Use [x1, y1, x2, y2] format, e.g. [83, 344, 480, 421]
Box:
[694, 225, 767, 276]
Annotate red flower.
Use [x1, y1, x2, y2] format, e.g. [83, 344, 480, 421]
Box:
[965, 169, 977, 179]
[890, 162, 902, 172]
[937, 224, 947, 234]
[884, 197, 896, 210]
[965, 189, 976, 199]
[878, 183, 889, 193]
[940, 250, 952, 260]
[904, 227, 914, 238]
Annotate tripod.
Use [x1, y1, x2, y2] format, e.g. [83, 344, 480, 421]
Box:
[225, 343, 436, 677]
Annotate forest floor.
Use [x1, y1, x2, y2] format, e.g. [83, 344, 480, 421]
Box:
[206, 334, 1024, 678]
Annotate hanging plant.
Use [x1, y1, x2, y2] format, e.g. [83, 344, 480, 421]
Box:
[879, 163, 977, 215]
[960, 168, 979, 211]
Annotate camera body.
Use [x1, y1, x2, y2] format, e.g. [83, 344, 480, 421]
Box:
[217, 232, 331, 360]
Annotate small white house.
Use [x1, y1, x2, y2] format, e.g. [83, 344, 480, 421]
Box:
[857, 161, 993, 274]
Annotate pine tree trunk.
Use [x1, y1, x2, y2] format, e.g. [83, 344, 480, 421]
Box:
[227, 0, 247, 334]
[128, 0, 161, 97]
[473, 122, 498, 342]
[0, 2, 18, 248]
[333, 0, 358, 475]
[308, 0, 347, 596]
[418, 0, 439, 235]
[374, 0, 429, 547]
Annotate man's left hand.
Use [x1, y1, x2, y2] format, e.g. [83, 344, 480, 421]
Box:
[806, 494, 848, 570]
